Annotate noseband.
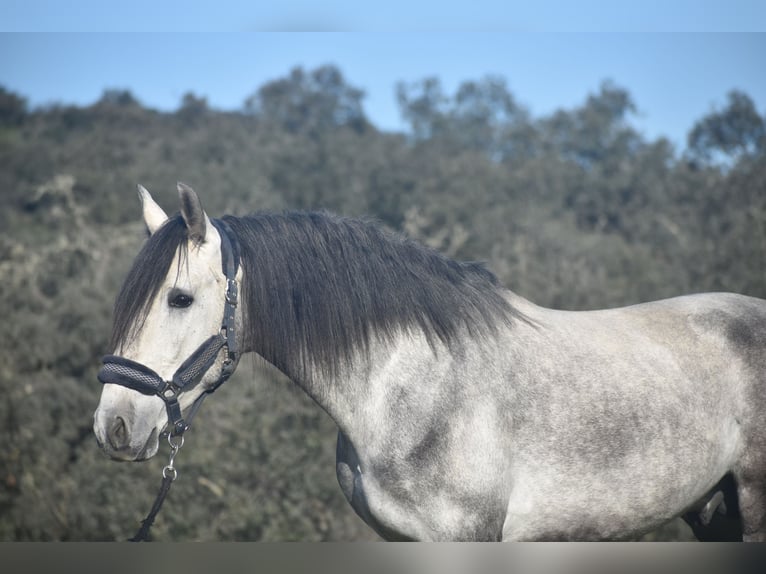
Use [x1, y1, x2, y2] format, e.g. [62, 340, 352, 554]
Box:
[97, 218, 240, 437]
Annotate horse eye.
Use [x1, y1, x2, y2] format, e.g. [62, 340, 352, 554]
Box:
[169, 292, 194, 308]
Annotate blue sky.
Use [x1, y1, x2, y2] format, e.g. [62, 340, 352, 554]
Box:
[1, 4, 764, 150]
[2, 1, 765, 32]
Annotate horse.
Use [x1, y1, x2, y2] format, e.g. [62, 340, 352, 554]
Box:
[93, 183, 766, 541]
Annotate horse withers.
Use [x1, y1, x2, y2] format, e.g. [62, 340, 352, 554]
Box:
[94, 183, 766, 541]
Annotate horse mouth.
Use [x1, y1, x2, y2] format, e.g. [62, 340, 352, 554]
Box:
[96, 426, 159, 462]
[135, 427, 160, 460]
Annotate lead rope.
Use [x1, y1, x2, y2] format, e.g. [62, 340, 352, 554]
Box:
[129, 434, 185, 542]
[128, 387, 216, 542]
[109, 217, 239, 542]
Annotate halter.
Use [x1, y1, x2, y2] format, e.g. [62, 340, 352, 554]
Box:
[97, 218, 241, 437]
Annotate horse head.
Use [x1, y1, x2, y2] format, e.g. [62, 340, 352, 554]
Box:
[93, 183, 238, 461]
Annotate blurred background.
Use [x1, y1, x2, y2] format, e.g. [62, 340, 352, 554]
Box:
[1, 8, 765, 541]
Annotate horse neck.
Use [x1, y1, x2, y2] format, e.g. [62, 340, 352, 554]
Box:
[239, 288, 535, 439]
[288, 291, 536, 438]
[301, 333, 510, 457]
[271, 330, 442, 438]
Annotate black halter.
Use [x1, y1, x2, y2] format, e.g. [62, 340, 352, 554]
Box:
[97, 218, 240, 437]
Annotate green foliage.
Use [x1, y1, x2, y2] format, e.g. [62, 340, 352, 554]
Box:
[0, 86, 27, 127]
[1, 65, 764, 540]
[397, 76, 530, 158]
[176, 92, 210, 126]
[540, 81, 640, 168]
[245, 65, 368, 136]
[688, 90, 766, 164]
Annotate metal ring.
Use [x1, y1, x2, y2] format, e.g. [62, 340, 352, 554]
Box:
[162, 466, 178, 480]
[167, 434, 185, 450]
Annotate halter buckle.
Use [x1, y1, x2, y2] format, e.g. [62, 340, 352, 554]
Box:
[225, 278, 238, 306]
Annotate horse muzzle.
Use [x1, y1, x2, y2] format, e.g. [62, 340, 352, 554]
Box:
[93, 399, 163, 461]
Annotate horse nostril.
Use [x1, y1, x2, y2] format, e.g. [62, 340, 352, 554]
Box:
[108, 416, 130, 450]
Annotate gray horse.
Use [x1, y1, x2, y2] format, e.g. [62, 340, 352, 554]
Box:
[93, 184, 766, 541]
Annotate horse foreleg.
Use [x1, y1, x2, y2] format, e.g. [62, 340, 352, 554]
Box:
[699, 490, 725, 525]
[682, 474, 742, 541]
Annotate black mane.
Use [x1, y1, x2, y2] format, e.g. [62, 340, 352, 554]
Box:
[224, 212, 517, 379]
[111, 211, 519, 379]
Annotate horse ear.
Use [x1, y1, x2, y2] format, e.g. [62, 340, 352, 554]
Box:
[137, 184, 168, 235]
[177, 182, 210, 244]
